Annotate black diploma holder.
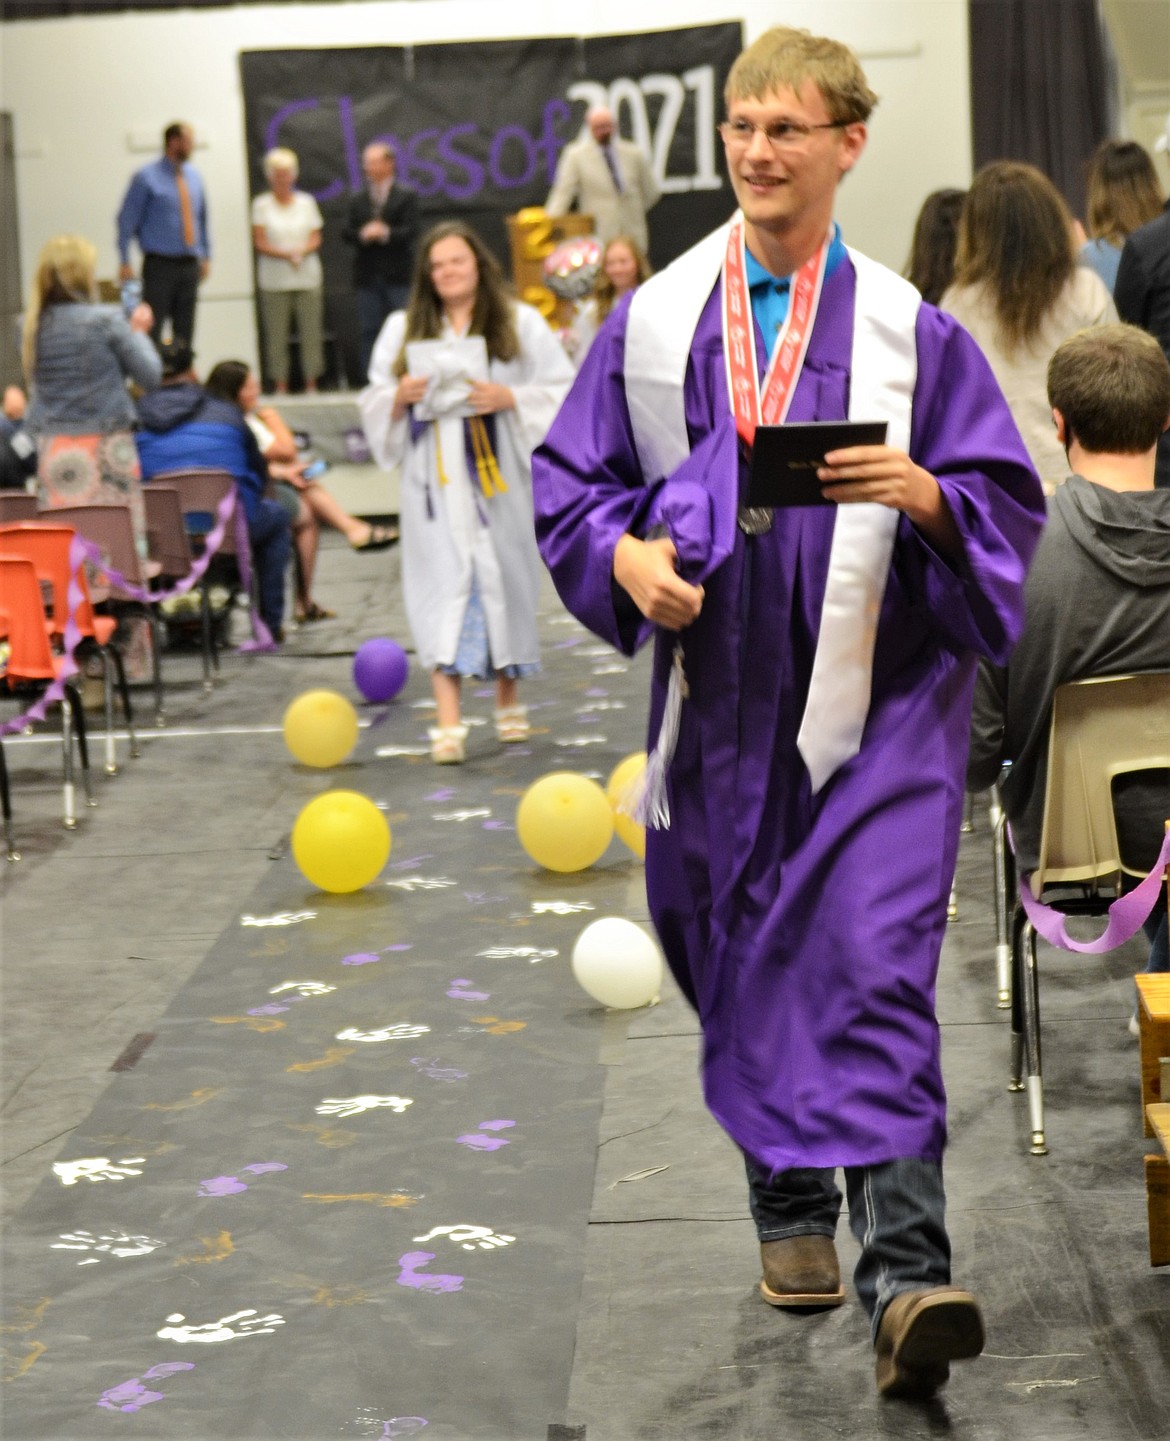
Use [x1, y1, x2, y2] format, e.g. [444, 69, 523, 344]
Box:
[746, 421, 889, 508]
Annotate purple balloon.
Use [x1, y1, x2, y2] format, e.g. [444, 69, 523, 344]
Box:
[353, 638, 409, 703]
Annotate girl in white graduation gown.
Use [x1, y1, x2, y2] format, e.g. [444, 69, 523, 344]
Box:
[360, 221, 573, 762]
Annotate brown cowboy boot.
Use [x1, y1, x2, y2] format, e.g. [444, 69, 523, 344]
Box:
[874, 1286, 985, 1399]
[759, 1235, 846, 1307]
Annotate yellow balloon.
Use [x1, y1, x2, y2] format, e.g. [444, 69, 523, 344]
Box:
[606, 752, 647, 860]
[283, 689, 359, 768]
[292, 790, 391, 893]
[516, 772, 614, 873]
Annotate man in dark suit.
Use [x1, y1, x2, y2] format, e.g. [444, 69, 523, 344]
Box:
[1114, 114, 1170, 489]
[342, 142, 420, 380]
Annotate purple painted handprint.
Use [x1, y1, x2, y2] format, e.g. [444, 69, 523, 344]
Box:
[456, 1119, 516, 1152]
[395, 1251, 463, 1294]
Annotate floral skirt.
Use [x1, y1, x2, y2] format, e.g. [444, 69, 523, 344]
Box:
[438, 578, 538, 682]
[36, 430, 148, 558]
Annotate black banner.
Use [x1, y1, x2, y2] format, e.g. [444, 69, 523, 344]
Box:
[238, 24, 742, 385]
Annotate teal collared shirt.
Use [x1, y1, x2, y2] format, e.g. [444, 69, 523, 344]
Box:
[745, 225, 846, 350]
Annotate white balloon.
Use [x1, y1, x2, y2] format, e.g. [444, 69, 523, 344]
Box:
[571, 917, 664, 1010]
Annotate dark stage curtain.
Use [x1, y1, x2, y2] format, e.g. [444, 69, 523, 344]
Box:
[969, 0, 1110, 217]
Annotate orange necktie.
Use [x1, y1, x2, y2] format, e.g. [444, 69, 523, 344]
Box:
[176, 168, 196, 249]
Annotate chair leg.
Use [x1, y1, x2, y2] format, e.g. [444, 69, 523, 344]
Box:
[102, 647, 118, 775]
[149, 610, 166, 726]
[1020, 920, 1047, 1156]
[66, 681, 97, 811]
[0, 739, 18, 861]
[60, 686, 77, 828]
[109, 645, 140, 759]
[1008, 903, 1026, 1093]
[991, 797, 1012, 1009]
[961, 789, 975, 834]
[200, 581, 216, 691]
[947, 884, 958, 921]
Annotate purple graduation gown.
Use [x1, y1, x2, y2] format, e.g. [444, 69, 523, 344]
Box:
[532, 254, 1045, 1173]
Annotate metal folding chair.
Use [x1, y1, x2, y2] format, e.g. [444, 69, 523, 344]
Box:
[51, 503, 166, 728]
[1007, 671, 1170, 1156]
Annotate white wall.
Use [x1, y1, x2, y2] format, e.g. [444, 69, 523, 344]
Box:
[1, 0, 972, 374]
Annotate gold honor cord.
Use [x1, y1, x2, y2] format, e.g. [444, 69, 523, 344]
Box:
[434, 423, 450, 487]
[432, 419, 506, 497]
[469, 417, 507, 496]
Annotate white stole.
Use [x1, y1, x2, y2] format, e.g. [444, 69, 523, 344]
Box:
[624, 222, 920, 794]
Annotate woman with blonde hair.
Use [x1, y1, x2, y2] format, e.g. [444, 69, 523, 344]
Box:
[23, 233, 161, 553]
[566, 234, 652, 368]
[940, 161, 1116, 491]
[360, 220, 573, 762]
[1078, 139, 1164, 294]
[251, 147, 325, 393]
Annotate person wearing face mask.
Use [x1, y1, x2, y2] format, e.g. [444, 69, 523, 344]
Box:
[359, 221, 573, 764]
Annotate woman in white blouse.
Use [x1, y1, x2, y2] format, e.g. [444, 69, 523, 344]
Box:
[251, 147, 325, 394]
[940, 162, 1116, 493]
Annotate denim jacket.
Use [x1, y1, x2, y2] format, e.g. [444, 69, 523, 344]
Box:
[26, 302, 162, 437]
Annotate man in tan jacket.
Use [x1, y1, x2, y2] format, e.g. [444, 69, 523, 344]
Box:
[545, 106, 660, 253]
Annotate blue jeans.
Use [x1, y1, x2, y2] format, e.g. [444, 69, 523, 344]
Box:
[356, 279, 410, 380]
[745, 1157, 951, 1339]
[246, 497, 292, 634]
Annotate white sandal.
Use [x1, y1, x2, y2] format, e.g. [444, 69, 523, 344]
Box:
[429, 724, 468, 764]
[494, 705, 530, 743]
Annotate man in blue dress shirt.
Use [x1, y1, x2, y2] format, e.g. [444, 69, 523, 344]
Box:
[117, 122, 210, 348]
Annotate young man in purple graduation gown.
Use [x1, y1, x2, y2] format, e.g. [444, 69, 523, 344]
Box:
[532, 26, 1045, 1399]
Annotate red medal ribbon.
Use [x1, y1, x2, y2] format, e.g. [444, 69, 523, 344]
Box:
[722, 219, 831, 449]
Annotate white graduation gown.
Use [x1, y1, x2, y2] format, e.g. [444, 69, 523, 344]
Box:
[360, 302, 573, 671]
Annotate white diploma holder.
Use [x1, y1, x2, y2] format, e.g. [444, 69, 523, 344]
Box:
[406, 337, 490, 421]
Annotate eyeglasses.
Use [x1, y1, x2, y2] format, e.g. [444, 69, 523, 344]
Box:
[718, 118, 847, 151]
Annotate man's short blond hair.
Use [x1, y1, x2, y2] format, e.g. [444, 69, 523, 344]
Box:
[726, 26, 878, 124]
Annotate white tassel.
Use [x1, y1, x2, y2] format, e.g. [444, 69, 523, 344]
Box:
[621, 643, 687, 831]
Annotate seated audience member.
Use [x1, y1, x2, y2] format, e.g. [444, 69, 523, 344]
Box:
[134, 344, 292, 640]
[1, 386, 37, 490]
[1114, 113, 1170, 489]
[967, 324, 1170, 978]
[1076, 139, 1163, 296]
[203, 360, 395, 625]
[904, 188, 966, 305]
[941, 162, 1117, 493]
[565, 234, 652, 369]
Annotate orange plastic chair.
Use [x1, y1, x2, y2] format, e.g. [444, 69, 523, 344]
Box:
[0, 554, 95, 830]
[0, 605, 14, 858]
[0, 522, 139, 774]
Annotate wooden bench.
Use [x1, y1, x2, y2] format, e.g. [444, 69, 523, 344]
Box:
[1136, 972, 1170, 1266]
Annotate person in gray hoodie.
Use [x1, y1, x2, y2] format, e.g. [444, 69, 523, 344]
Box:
[968, 323, 1170, 974]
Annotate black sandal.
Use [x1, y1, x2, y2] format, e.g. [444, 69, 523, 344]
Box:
[297, 601, 337, 623]
[352, 524, 399, 552]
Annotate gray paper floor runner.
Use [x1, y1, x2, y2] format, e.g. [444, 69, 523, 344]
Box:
[2, 625, 650, 1440]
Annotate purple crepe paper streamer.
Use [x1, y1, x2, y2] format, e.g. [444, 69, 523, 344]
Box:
[73, 485, 236, 606]
[230, 501, 277, 652]
[1018, 830, 1170, 953]
[1, 531, 87, 736]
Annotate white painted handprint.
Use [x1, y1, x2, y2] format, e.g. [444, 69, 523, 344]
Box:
[53, 1156, 145, 1186]
[316, 1095, 413, 1118]
[412, 1225, 516, 1252]
[157, 1309, 284, 1343]
[336, 1024, 430, 1043]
